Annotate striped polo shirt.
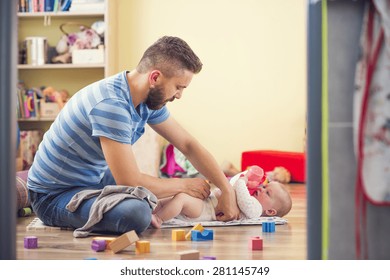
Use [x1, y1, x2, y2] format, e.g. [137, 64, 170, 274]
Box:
[27, 71, 169, 194]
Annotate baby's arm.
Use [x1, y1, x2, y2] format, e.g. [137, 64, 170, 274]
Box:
[233, 178, 263, 219]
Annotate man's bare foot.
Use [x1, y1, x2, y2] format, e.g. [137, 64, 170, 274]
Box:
[151, 214, 163, 229]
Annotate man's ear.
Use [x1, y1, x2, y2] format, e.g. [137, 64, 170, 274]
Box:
[265, 208, 277, 216]
[149, 70, 161, 87]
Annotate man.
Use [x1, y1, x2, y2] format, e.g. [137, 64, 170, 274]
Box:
[28, 36, 240, 234]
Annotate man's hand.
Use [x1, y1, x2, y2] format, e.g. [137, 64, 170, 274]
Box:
[215, 188, 240, 221]
[182, 178, 211, 199]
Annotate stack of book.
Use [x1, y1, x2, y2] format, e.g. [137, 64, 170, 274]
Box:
[16, 83, 61, 120]
[18, 0, 73, 13]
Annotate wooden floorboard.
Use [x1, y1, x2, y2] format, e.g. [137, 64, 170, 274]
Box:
[16, 183, 306, 260]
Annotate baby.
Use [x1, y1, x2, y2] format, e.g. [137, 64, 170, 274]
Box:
[151, 166, 292, 228]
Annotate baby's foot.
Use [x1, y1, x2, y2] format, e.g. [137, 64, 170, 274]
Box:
[151, 214, 163, 229]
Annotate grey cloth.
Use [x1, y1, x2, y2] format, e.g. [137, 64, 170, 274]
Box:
[66, 185, 158, 238]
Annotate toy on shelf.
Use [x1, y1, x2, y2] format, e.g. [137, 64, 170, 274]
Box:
[42, 86, 70, 109]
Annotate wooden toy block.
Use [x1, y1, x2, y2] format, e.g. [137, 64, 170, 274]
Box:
[110, 230, 139, 254]
[249, 236, 263, 250]
[185, 223, 204, 240]
[135, 241, 150, 254]
[262, 221, 276, 233]
[172, 229, 186, 241]
[24, 236, 38, 249]
[176, 249, 200, 260]
[191, 229, 214, 241]
[92, 237, 116, 250]
[91, 239, 107, 252]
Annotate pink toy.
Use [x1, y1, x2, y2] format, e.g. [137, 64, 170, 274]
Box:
[242, 165, 267, 196]
[24, 236, 38, 249]
[246, 165, 264, 188]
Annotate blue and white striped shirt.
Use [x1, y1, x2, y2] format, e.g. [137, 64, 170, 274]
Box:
[27, 71, 169, 194]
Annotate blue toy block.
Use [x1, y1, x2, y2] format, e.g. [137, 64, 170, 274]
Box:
[191, 229, 214, 241]
[262, 221, 276, 232]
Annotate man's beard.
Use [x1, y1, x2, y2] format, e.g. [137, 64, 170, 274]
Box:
[145, 86, 170, 110]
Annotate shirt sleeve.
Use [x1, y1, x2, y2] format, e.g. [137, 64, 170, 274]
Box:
[147, 106, 170, 125]
[88, 98, 133, 144]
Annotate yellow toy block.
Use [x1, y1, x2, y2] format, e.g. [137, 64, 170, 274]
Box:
[172, 229, 186, 241]
[92, 237, 116, 250]
[176, 249, 200, 260]
[135, 241, 150, 254]
[185, 223, 204, 241]
[110, 230, 139, 254]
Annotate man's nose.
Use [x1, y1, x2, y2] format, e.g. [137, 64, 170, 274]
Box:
[175, 91, 182, 99]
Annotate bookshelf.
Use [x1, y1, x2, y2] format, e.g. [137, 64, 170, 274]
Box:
[17, 0, 109, 132]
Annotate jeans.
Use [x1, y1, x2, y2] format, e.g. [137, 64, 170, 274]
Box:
[29, 169, 152, 235]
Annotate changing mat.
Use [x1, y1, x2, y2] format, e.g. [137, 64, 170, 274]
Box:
[160, 216, 287, 228]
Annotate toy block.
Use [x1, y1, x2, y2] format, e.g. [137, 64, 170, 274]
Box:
[24, 236, 38, 249]
[185, 223, 204, 240]
[110, 230, 139, 254]
[176, 249, 200, 260]
[172, 229, 186, 241]
[92, 237, 116, 250]
[91, 239, 107, 252]
[202, 256, 217, 260]
[262, 221, 276, 233]
[249, 236, 263, 250]
[135, 241, 150, 254]
[191, 229, 214, 241]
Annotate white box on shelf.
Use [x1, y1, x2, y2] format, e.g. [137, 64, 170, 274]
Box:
[72, 49, 104, 64]
[40, 101, 60, 119]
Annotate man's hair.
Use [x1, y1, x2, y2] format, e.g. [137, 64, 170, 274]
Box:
[136, 36, 203, 77]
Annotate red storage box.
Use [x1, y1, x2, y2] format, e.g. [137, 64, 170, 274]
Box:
[241, 150, 306, 183]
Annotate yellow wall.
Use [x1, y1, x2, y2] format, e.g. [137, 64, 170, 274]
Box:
[110, 0, 307, 169]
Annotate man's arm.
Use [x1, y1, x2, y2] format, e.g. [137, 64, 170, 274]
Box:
[150, 116, 240, 221]
[100, 136, 210, 199]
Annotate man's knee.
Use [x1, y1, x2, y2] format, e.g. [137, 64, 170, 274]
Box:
[113, 198, 152, 234]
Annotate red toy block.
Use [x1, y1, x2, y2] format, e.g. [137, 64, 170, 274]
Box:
[249, 236, 263, 250]
[241, 150, 306, 183]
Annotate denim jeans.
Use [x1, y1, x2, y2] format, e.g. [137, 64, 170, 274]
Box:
[29, 169, 152, 235]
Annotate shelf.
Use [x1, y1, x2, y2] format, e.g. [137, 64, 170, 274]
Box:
[18, 118, 56, 122]
[17, 11, 104, 18]
[18, 63, 105, 69]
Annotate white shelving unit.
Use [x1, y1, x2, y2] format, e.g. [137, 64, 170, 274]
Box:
[17, 2, 108, 129]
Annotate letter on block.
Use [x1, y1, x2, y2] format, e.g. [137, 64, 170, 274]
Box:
[110, 230, 139, 254]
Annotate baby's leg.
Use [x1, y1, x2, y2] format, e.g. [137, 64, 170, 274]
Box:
[151, 193, 204, 228]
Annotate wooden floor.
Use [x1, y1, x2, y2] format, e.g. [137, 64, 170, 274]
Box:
[16, 184, 306, 260]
